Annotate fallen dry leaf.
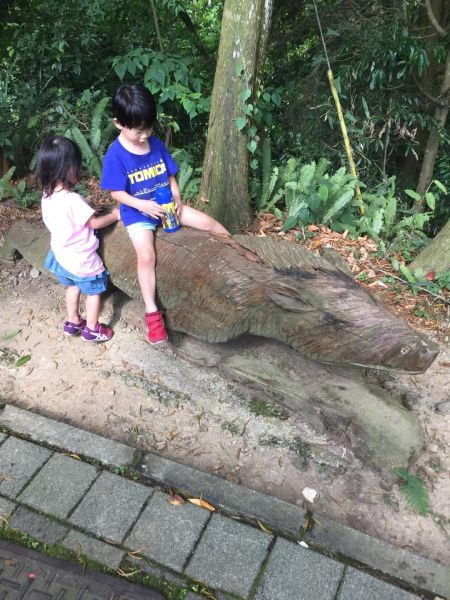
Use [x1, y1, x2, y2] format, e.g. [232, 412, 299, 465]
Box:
[188, 498, 216, 512]
[127, 546, 145, 559]
[168, 494, 185, 506]
[4, 559, 17, 566]
[117, 568, 140, 578]
[257, 520, 273, 534]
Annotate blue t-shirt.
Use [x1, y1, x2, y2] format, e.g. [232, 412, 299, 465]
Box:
[100, 136, 179, 227]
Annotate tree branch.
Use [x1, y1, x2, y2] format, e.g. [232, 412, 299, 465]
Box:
[412, 73, 450, 107]
[425, 0, 448, 37]
[150, 0, 164, 52]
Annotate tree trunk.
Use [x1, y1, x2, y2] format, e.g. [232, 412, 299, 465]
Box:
[410, 218, 450, 273]
[199, 0, 273, 233]
[416, 1, 450, 201]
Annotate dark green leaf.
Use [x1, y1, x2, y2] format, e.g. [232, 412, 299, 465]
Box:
[15, 354, 32, 367]
[1, 329, 22, 340]
[283, 215, 298, 231]
[404, 189, 421, 201]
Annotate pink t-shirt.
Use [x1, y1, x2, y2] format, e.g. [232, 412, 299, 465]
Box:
[41, 190, 104, 277]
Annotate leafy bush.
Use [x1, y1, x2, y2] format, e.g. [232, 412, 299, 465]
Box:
[112, 49, 210, 132]
[65, 97, 114, 178]
[0, 167, 39, 208]
[257, 156, 359, 231]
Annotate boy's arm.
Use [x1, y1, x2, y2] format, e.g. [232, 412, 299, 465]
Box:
[110, 191, 165, 219]
[86, 207, 120, 229]
[168, 176, 182, 216]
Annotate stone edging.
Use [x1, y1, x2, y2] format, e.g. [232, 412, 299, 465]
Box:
[0, 403, 448, 599]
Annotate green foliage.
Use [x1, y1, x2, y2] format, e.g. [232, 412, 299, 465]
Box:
[177, 161, 200, 202]
[0, 167, 16, 201]
[394, 467, 429, 516]
[356, 177, 398, 239]
[112, 48, 210, 130]
[0, 166, 39, 208]
[64, 97, 112, 178]
[256, 156, 359, 232]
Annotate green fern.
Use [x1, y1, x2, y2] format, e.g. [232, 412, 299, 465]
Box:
[0, 167, 16, 200]
[297, 162, 316, 193]
[178, 161, 193, 195]
[384, 195, 397, 226]
[370, 209, 384, 236]
[279, 157, 300, 185]
[322, 188, 354, 223]
[260, 137, 272, 208]
[259, 167, 280, 213]
[316, 157, 331, 179]
[90, 97, 109, 151]
[394, 467, 429, 516]
[70, 127, 94, 164]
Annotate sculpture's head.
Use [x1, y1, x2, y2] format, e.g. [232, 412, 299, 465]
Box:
[257, 269, 439, 373]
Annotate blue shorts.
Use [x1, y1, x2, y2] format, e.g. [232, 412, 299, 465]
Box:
[126, 221, 157, 239]
[44, 250, 109, 295]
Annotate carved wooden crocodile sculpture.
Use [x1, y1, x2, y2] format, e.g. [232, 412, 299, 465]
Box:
[1, 220, 439, 373]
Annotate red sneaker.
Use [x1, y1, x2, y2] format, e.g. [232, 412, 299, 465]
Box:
[145, 310, 168, 345]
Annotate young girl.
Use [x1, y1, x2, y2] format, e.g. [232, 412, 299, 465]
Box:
[37, 135, 120, 342]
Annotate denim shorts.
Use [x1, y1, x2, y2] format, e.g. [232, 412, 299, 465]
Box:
[126, 221, 158, 239]
[44, 250, 109, 295]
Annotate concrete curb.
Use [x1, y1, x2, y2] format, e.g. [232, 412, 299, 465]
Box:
[1, 404, 448, 599]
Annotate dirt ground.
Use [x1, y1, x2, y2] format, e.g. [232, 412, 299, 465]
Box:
[0, 255, 449, 568]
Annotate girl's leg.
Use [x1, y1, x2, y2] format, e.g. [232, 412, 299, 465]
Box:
[130, 229, 158, 313]
[65, 285, 82, 323]
[85, 294, 102, 330]
[178, 205, 229, 234]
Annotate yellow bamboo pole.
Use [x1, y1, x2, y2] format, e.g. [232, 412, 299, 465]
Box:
[327, 69, 364, 214]
[313, 0, 364, 215]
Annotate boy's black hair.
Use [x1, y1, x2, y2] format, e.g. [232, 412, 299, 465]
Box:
[112, 84, 157, 129]
[36, 135, 82, 196]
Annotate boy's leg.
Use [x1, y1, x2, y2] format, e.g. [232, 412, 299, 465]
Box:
[65, 285, 82, 323]
[130, 229, 158, 313]
[129, 227, 167, 344]
[178, 205, 229, 235]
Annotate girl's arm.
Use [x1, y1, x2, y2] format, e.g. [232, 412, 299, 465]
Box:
[110, 191, 165, 219]
[86, 207, 120, 230]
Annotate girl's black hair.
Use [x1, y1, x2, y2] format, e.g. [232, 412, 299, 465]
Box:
[36, 135, 82, 196]
[112, 84, 157, 128]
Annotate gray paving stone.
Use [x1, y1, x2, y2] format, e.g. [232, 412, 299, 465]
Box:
[0, 405, 134, 466]
[9, 505, 68, 545]
[0, 496, 15, 518]
[69, 471, 152, 543]
[62, 530, 125, 570]
[338, 567, 421, 599]
[305, 514, 450, 598]
[0, 436, 52, 498]
[254, 537, 344, 600]
[185, 514, 271, 597]
[0, 432, 6, 444]
[125, 489, 210, 572]
[134, 452, 306, 536]
[18, 453, 98, 518]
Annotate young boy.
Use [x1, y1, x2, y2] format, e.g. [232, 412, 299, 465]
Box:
[100, 83, 228, 344]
